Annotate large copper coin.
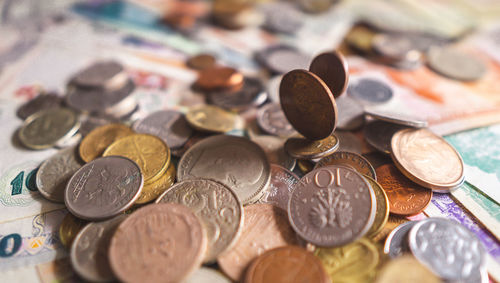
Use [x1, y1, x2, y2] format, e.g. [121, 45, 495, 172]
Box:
[280, 69, 337, 140]
[244, 246, 329, 283]
[309, 51, 349, 97]
[109, 203, 207, 283]
[217, 204, 298, 281]
[289, 166, 376, 247]
[375, 164, 432, 216]
[315, 151, 377, 180]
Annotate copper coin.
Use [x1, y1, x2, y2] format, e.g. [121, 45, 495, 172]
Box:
[258, 164, 299, 211]
[280, 69, 337, 140]
[285, 135, 339, 160]
[315, 151, 377, 180]
[186, 54, 216, 70]
[309, 51, 349, 97]
[289, 166, 376, 247]
[244, 246, 329, 283]
[375, 164, 432, 216]
[196, 66, 244, 90]
[109, 203, 207, 283]
[217, 204, 298, 282]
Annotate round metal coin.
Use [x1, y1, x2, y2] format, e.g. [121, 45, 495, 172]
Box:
[184, 267, 231, 283]
[427, 46, 487, 81]
[285, 135, 339, 160]
[364, 175, 389, 237]
[383, 221, 418, 259]
[363, 120, 409, 154]
[186, 105, 239, 133]
[309, 51, 349, 97]
[256, 102, 297, 138]
[196, 66, 244, 90]
[315, 151, 377, 180]
[258, 164, 299, 211]
[17, 93, 63, 120]
[186, 54, 216, 70]
[252, 135, 296, 171]
[79, 123, 135, 163]
[372, 34, 422, 68]
[335, 95, 364, 130]
[72, 61, 127, 90]
[347, 78, 393, 105]
[209, 77, 267, 112]
[364, 107, 428, 128]
[135, 162, 176, 204]
[59, 213, 87, 249]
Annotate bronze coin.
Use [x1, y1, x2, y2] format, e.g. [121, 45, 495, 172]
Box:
[244, 246, 330, 283]
[280, 69, 337, 140]
[309, 51, 349, 97]
[315, 151, 377, 180]
[196, 66, 244, 90]
[186, 54, 216, 70]
[375, 164, 432, 216]
[285, 135, 339, 160]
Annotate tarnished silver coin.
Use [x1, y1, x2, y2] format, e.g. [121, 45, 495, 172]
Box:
[132, 110, 192, 149]
[363, 120, 409, 154]
[262, 2, 303, 34]
[335, 95, 364, 130]
[178, 135, 271, 204]
[427, 46, 487, 81]
[184, 267, 231, 283]
[70, 214, 127, 282]
[65, 156, 143, 220]
[372, 33, 422, 69]
[156, 179, 243, 263]
[36, 146, 82, 203]
[364, 107, 428, 128]
[72, 61, 128, 90]
[347, 78, 393, 105]
[252, 135, 296, 171]
[335, 131, 362, 154]
[383, 221, 418, 258]
[409, 218, 486, 281]
[258, 164, 299, 211]
[266, 75, 282, 102]
[257, 103, 298, 138]
[285, 135, 339, 160]
[258, 45, 310, 74]
[17, 93, 63, 120]
[209, 77, 267, 112]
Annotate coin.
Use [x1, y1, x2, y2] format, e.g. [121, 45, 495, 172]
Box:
[309, 51, 349, 97]
[132, 110, 192, 149]
[217, 204, 298, 281]
[55, 132, 82, 149]
[244, 246, 330, 283]
[427, 46, 487, 81]
[156, 179, 243, 262]
[103, 134, 170, 184]
[72, 61, 127, 90]
[79, 113, 121, 137]
[209, 77, 267, 112]
[315, 238, 380, 283]
[375, 255, 441, 283]
[36, 146, 82, 203]
[258, 164, 299, 211]
[280, 69, 337, 140]
[59, 213, 87, 249]
[186, 54, 216, 70]
[79, 123, 134, 163]
[409, 218, 486, 281]
[285, 135, 339, 160]
[383, 221, 418, 258]
[345, 26, 376, 54]
[65, 156, 143, 220]
[70, 215, 127, 282]
[184, 267, 231, 283]
[363, 120, 409, 154]
[363, 176, 389, 238]
[266, 75, 282, 102]
[196, 66, 244, 90]
[372, 214, 410, 244]
[109, 203, 207, 283]
[178, 135, 271, 204]
[289, 166, 376, 247]
[315, 151, 377, 180]
[135, 162, 176, 204]
[375, 164, 432, 216]
[19, 108, 80, 150]
[17, 93, 63, 120]
[335, 131, 362, 154]
[297, 159, 314, 175]
[256, 103, 297, 138]
[298, 0, 332, 13]
[364, 107, 428, 128]
[186, 105, 238, 133]
[335, 95, 364, 130]
[372, 33, 422, 69]
[262, 2, 303, 35]
[252, 135, 296, 171]
[258, 45, 310, 74]
[347, 78, 393, 105]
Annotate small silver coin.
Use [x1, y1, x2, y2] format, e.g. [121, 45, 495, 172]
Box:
[257, 45, 310, 74]
[372, 33, 422, 69]
[17, 93, 63, 120]
[363, 120, 410, 154]
[347, 78, 393, 105]
[257, 103, 298, 138]
[427, 46, 487, 81]
[336, 95, 364, 130]
[71, 61, 128, 90]
[258, 164, 299, 211]
[262, 2, 303, 35]
[133, 110, 193, 149]
[364, 107, 428, 128]
[65, 156, 143, 220]
[71, 214, 127, 282]
[383, 221, 418, 258]
[36, 146, 82, 203]
[335, 131, 362, 154]
[209, 77, 267, 112]
[252, 135, 296, 171]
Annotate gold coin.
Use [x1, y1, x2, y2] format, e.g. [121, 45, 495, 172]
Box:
[136, 162, 176, 204]
[297, 159, 314, 174]
[284, 134, 339, 159]
[186, 105, 238, 133]
[103, 134, 170, 184]
[364, 175, 389, 238]
[79, 123, 134, 163]
[375, 255, 440, 283]
[59, 213, 87, 249]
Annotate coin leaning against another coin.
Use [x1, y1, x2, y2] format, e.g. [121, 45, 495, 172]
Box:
[309, 51, 349, 98]
[363, 175, 389, 238]
[257, 164, 299, 211]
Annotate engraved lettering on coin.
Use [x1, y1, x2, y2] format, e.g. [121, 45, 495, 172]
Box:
[315, 151, 377, 180]
[258, 164, 299, 211]
[256, 103, 297, 137]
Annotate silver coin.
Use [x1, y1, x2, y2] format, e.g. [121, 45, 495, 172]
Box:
[335, 131, 362, 154]
[36, 146, 82, 203]
[177, 135, 271, 204]
[262, 2, 303, 35]
[258, 45, 310, 74]
[383, 221, 418, 258]
[336, 95, 364, 130]
[409, 217, 486, 281]
[65, 156, 143, 220]
[17, 92, 63, 120]
[132, 110, 193, 149]
[103, 93, 138, 118]
[427, 46, 487, 81]
[258, 164, 299, 211]
[79, 113, 121, 137]
[266, 75, 282, 102]
[209, 77, 267, 112]
[252, 135, 296, 171]
[184, 267, 231, 283]
[348, 78, 393, 105]
[71, 214, 127, 282]
[364, 107, 428, 128]
[72, 61, 128, 90]
[54, 132, 82, 149]
[372, 33, 422, 69]
[257, 103, 297, 138]
[363, 120, 410, 154]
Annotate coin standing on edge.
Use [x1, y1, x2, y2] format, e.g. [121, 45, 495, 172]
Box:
[383, 221, 418, 259]
[315, 151, 377, 180]
[285, 135, 339, 160]
[256, 102, 297, 138]
[186, 105, 239, 133]
[252, 135, 296, 171]
[79, 123, 135, 163]
[363, 175, 389, 238]
[258, 164, 299, 211]
[309, 51, 349, 98]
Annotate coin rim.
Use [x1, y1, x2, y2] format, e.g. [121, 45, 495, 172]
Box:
[284, 134, 340, 160]
[314, 151, 377, 180]
[363, 175, 390, 238]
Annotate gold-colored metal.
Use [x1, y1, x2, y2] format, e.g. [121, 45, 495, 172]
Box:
[135, 162, 176, 204]
[375, 255, 440, 283]
[59, 213, 87, 249]
[186, 105, 238, 133]
[79, 123, 134, 163]
[364, 175, 390, 238]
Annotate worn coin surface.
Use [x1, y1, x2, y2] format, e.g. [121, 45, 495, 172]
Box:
[72, 61, 127, 90]
[17, 93, 63, 120]
[196, 66, 244, 90]
[259, 46, 310, 74]
[244, 246, 330, 283]
[336, 95, 364, 130]
[256, 102, 297, 137]
[103, 134, 170, 184]
[372, 34, 422, 67]
[178, 135, 271, 204]
[364, 176, 389, 238]
[363, 120, 409, 154]
[409, 218, 486, 281]
[109, 203, 207, 283]
[348, 78, 393, 105]
[156, 179, 243, 262]
[252, 135, 296, 171]
[135, 162, 176, 204]
[65, 156, 143, 220]
[184, 267, 231, 283]
[258, 164, 299, 211]
[186, 105, 238, 133]
[335, 131, 362, 154]
[383, 221, 418, 258]
[71, 215, 127, 282]
[285, 135, 339, 160]
[309, 51, 349, 97]
[391, 128, 464, 191]
[427, 46, 487, 81]
[280, 69, 337, 140]
[365, 107, 428, 128]
[132, 110, 192, 149]
[375, 164, 432, 216]
[19, 108, 80, 150]
[79, 123, 134, 163]
[315, 151, 377, 180]
[59, 213, 87, 249]
[289, 166, 376, 247]
[217, 204, 298, 282]
[36, 146, 82, 203]
[375, 255, 440, 283]
[209, 77, 267, 112]
[186, 54, 216, 70]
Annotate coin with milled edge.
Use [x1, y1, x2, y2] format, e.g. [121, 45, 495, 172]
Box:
[427, 46, 487, 81]
[184, 267, 231, 283]
[186, 105, 238, 133]
[186, 54, 216, 70]
[79, 123, 134, 163]
[109, 203, 207, 283]
[391, 128, 464, 191]
[315, 151, 377, 180]
[309, 51, 349, 97]
[196, 66, 244, 90]
[156, 179, 243, 262]
[71, 215, 127, 282]
[133, 110, 192, 149]
[363, 120, 409, 154]
[252, 135, 296, 171]
[135, 162, 176, 204]
[257, 103, 297, 137]
[65, 156, 143, 220]
[258, 164, 299, 211]
[365, 107, 428, 128]
[364, 175, 389, 237]
[285, 135, 339, 160]
[37, 146, 82, 203]
[348, 78, 393, 105]
[289, 166, 376, 247]
[383, 221, 418, 258]
[17, 93, 63, 120]
[335, 131, 362, 154]
[375, 255, 440, 283]
[209, 77, 267, 112]
[59, 213, 87, 249]
[72, 61, 127, 90]
[178, 135, 271, 204]
[336, 95, 364, 130]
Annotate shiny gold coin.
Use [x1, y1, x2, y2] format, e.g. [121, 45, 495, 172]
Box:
[284, 134, 339, 159]
[103, 134, 170, 184]
[79, 123, 134, 163]
[297, 159, 314, 174]
[363, 175, 390, 238]
[375, 255, 440, 283]
[186, 105, 239, 133]
[136, 162, 176, 204]
[59, 213, 87, 249]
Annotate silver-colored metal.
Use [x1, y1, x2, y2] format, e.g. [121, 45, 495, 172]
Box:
[364, 107, 428, 128]
[363, 120, 409, 154]
[427, 46, 487, 81]
[209, 77, 267, 112]
[262, 2, 303, 35]
[372, 33, 423, 70]
[258, 45, 310, 74]
[335, 95, 364, 130]
[184, 267, 232, 283]
[348, 78, 393, 105]
[17, 93, 63, 120]
[266, 75, 282, 102]
[252, 135, 296, 171]
[257, 103, 297, 138]
[258, 164, 299, 211]
[71, 61, 128, 90]
[383, 221, 418, 258]
[335, 131, 362, 154]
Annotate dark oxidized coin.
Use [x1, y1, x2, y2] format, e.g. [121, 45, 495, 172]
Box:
[17, 92, 63, 120]
[209, 77, 267, 112]
[309, 51, 349, 98]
